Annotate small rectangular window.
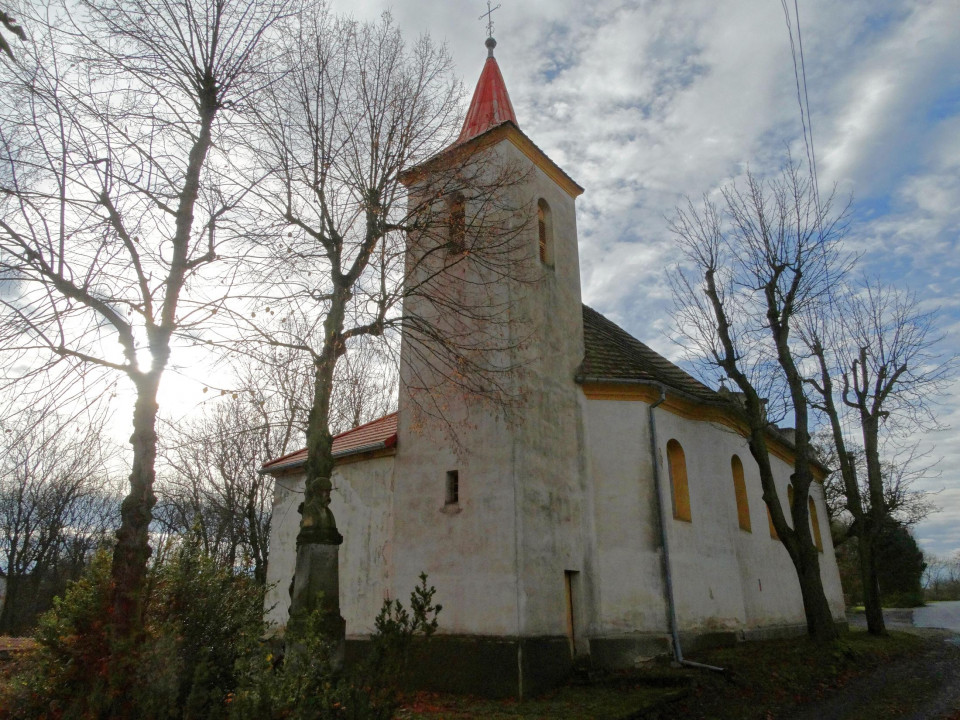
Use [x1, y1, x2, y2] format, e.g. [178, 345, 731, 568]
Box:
[445, 470, 459, 505]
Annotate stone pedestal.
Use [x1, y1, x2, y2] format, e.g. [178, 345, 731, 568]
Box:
[289, 528, 345, 667]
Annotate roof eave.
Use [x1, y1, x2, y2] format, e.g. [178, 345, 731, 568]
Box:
[576, 374, 829, 478]
[399, 121, 584, 199]
[260, 436, 398, 476]
[575, 374, 725, 407]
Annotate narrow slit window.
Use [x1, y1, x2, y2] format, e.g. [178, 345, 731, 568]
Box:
[445, 470, 459, 505]
[731, 455, 751, 532]
[666, 439, 691, 522]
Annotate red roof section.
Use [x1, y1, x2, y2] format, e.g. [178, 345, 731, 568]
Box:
[261, 412, 398, 474]
[457, 50, 518, 145]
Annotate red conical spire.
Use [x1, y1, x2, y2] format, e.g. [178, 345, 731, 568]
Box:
[456, 37, 518, 144]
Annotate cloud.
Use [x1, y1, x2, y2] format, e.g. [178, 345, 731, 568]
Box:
[327, 0, 960, 557]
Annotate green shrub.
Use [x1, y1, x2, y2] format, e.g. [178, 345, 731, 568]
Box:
[0, 545, 266, 719]
[229, 573, 442, 720]
[0, 546, 439, 720]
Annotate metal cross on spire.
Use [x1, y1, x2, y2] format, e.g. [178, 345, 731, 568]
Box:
[480, 1, 501, 39]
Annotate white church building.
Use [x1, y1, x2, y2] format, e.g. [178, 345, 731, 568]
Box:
[262, 36, 846, 696]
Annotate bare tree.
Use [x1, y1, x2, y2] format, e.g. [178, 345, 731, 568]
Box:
[0, 4, 25, 62]
[235, 9, 531, 656]
[156, 336, 397, 583]
[0, 403, 119, 633]
[805, 281, 951, 633]
[0, 0, 290, 642]
[156, 351, 314, 583]
[816, 432, 936, 530]
[670, 162, 848, 641]
[923, 552, 960, 601]
[159, 397, 275, 583]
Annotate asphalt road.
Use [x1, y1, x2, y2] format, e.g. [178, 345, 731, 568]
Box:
[914, 601, 960, 633]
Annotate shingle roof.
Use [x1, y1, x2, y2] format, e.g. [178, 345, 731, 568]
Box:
[261, 412, 398, 474]
[578, 304, 720, 403]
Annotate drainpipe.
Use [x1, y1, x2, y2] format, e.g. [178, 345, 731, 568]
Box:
[648, 388, 724, 673]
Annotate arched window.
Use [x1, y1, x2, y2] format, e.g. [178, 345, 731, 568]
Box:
[537, 198, 553, 266]
[731, 455, 751, 532]
[666, 439, 691, 522]
[449, 193, 465, 253]
[808, 497, 824, 552]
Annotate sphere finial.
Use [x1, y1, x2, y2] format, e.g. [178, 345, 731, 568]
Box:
[479, 1, 501, 56]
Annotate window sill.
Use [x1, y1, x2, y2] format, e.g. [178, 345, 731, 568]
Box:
[440, 503, 462, 515]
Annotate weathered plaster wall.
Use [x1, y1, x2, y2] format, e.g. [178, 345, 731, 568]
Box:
[263, 455, 396, 634]
[580, 397, 668, 639]
[388, 134, 590, 643]
[581, 395, 846, 644]
[503, 140, 589, 647]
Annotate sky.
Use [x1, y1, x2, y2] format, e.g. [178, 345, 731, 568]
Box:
[297, 0, 960, 558]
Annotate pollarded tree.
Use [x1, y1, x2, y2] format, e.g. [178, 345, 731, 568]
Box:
[815, 432, 936, 533]
[235, 10, 531, 657]
[670, 161, 849, 641]
[804, 280, 951, 632]
[0, 0, 290, 640]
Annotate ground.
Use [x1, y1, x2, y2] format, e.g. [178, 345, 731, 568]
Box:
[397, 606, 960, 720]
[1, 607, 959, 718]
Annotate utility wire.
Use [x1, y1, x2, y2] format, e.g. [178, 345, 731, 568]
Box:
[779, 0, 858, 448]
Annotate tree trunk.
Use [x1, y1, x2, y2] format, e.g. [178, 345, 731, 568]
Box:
[858, 530, 885, 634]
[287, 292, 349, 663]
[862, 414, 889, 626]
[110, 376, 161, 639]
[0, 574, 19, 634]
[792, 540, 839, 641]
[749, 427, 838, 643]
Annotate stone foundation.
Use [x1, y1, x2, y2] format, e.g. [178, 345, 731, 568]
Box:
[346, 635, 573, 698]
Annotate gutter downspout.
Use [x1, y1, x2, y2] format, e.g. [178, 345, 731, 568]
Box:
[649, 387, 724, 673]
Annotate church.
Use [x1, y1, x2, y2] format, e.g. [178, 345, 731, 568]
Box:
[262, 34, 846, 697]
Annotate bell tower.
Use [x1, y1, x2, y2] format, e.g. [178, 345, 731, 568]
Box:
[390, 32, 591, 695]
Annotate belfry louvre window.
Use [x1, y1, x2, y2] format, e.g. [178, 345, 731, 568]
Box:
[449, 193, 465, 253]
[666, 439, 691, 522]
[445, 470, 459, 505]
[537, 198, 553, 265]
[731, 455, 751, 532]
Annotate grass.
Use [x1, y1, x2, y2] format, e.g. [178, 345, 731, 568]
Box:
[397, 629, 927, 720]
[397, 684, 682, 720]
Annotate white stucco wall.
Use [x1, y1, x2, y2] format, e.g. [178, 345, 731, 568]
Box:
[506, 140, 590, 644]
[263, 128, 846, 655]
[389, 133, 590, 641]
[263, 454, 396, 634]
[581, 395, 846, 640]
